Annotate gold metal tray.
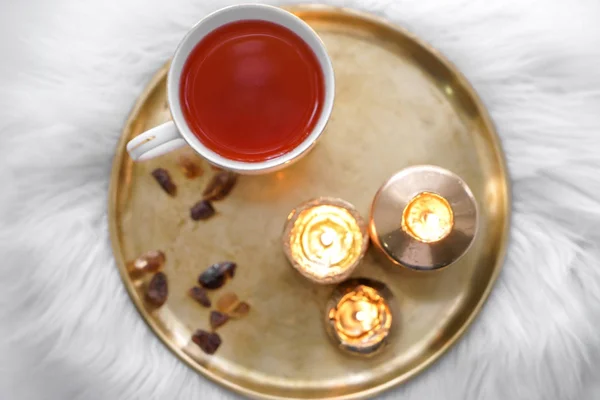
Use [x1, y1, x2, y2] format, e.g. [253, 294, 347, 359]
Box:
[108, 5, 510, 400]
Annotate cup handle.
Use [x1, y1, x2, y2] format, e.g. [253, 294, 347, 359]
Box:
[126, 121, 187, 161]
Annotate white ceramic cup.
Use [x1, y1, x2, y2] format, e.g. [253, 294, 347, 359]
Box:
[126, 4, 335, 175]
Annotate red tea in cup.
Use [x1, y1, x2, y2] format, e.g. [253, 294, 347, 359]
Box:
[179, 20, 325, 162]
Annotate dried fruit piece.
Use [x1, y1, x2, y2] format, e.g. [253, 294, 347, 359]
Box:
[139, 250, 165, 271]
[216, 292, 240, 314]
[151, 168, 176, 196]
[214, 292, 250, 318]
[178, 154, 203, 179]
[127, 250, 166, 275]
[202, 171, 238, 201]
[229, 301, 250, 319]
[192, 330, 222, 355]
[190, 200, 215, 221]
[143, 250, 166, 272]
[198, 262, 237, 289]
[146, 272, 168, 307]
[210, 311, 229, 330]
[188, 287, 211, 307]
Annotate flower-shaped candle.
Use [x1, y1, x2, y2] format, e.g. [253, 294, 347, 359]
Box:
[325, 278, 394, 356]
[283, 197, 369, 284]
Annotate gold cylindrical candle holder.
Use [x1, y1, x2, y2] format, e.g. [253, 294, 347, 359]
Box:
[283, 197, 369, 284]
[324, 278, 394, 357]
[369, 165, 478, 271]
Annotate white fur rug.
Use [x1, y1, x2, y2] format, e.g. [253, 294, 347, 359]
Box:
[2, 0, 600, 399]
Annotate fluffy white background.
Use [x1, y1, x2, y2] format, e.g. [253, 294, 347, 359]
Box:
[1, 0, 600, 399]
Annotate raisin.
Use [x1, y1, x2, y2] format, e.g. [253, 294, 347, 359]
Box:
[188, 287, 211, 307]
[192, 330, 222, 355]
[151, 168, 176, 196]
[190, 200, 215, 221]
[202, 171, 238, 201]
[198, 262, 237, 289]
[146, 272, 168, 307]
[210, 311, 229, 330]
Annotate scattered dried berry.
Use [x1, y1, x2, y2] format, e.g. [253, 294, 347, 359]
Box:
[151, 168, 176, 196]
[128, 250, 165, 275]
[229, 301, 251, 319]
[216, 292, 240, 314]
[198, 262, 237, 289]
[210, 311, 229, 330]
[192, 330, 222, 355]
[190, 200, 215, 221]
[202, 171, 238, 201]
[177, 154, 203, 179]
[188, 287, 211, 308]
[146, 272, 168, 307]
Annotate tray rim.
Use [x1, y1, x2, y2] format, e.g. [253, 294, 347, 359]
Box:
[108, 4, 511, 399]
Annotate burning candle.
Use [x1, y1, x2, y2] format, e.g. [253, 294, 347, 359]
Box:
[325, 278, 393, 356]
[402, 191, 454, 243]
[370, 165, 477, 270]
[283, 197, 369, 284]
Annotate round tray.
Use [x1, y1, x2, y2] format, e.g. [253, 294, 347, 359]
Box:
[108, 5, 510, 400]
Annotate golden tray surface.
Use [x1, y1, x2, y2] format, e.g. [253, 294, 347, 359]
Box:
[108, 5, 510, 400]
